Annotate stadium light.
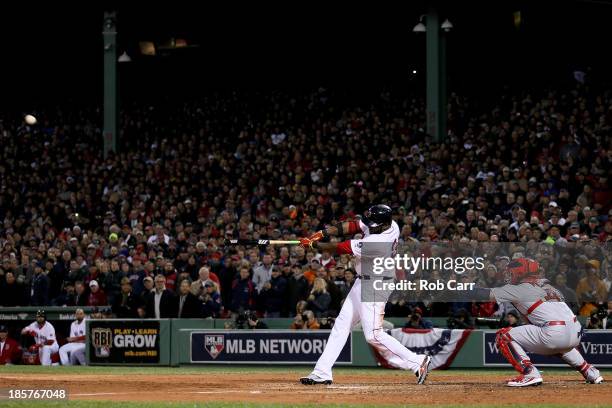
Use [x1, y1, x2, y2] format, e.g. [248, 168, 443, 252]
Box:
[413, 15, 426, 33]
[118, 52, 132, 63]
[441, 19, 453, 32]
[414, 16, 454, 33]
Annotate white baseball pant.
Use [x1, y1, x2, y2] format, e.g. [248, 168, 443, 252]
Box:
[70, 344, 87, 365]
[39, 343, 59, 366]
[312, 278, 425, 381]
[59, 342, 86, 366]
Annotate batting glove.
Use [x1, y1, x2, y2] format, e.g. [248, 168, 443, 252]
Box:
[299, 237, 314, 249]
[308, 230, 326, 242]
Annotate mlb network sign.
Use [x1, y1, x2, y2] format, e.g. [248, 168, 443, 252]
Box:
[191, 330, 352, 364]
[483, 330, 612, 367]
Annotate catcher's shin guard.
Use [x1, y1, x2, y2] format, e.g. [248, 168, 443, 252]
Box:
[496, 327, 532, 374]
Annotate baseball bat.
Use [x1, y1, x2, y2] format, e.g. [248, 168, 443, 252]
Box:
[224, 239, 301, 246]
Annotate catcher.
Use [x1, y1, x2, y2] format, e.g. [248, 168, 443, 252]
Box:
[475, 258, 603, 386]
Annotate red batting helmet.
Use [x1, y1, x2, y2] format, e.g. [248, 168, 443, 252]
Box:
[505, 257, 539, 284]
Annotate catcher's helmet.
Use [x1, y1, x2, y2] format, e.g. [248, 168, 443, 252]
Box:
[505, 258, 539, 284]
[361, 204, 393, 232]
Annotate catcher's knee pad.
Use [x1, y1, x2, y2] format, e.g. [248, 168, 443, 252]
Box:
[496, 327, 531, 374]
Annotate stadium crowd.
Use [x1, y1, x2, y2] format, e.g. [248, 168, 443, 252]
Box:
[0, 85, 611, 329]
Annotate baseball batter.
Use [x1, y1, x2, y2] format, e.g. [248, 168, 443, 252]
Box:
[59, 308, 87, 365]
[476, 258, 604, 387]
[298, 204, 431, 385]
[20, 310, 58, 366]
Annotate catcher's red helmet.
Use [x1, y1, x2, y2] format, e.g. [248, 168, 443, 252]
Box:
[506, 257, 540, 284]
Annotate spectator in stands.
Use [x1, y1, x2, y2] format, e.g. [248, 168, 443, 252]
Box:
[320, 250, 336, 270]
[554, 273, 579, 313]
[261, 266, 287, 317]
[447, 308, 474, 329]
[253, 254, 274, 293]
[502, 311, 520, 328]
[0, 325, 21, 365]
[314, 265, 342, 317]
[190, 266, 220, 296]
[48, 251, 70, 300]
[201, 281, 222, 318]
[307, 278, 331, 318]
[112, 277, 140, 318]
[586, 217, 601, 237]
[0, 271, 27, 306]
[586, 307, 608, 329]
[53, 281, 76, 306]
[576, 262, 608, 316]
[146, 274, 176, 318]
[343, 268, 356, 293]
[246, 313, 268, 329]
[599, 220, 612, 243]
[136, 306, 147, 319]
[87, 280, 107, 307]
[74, 281, 89, 307]
[162, 261, 177, 293]
[404, 307, 433, 329]
[175, 279, 201, 318]
[291, 310, 320, 330]
[139, 276, 154, 306]
[30, 262, 50, 306]
[294, 300, 308, 317]
[231, 267, 256, 314]
[101, 260, 126, 305]
[285, 264, 309, 316]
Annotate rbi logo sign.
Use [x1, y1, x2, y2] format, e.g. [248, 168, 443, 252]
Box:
[92, 327, 112, 358]
[204, 335, 224, 359]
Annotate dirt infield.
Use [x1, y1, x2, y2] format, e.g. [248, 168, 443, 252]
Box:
[0, 370, 610, 406]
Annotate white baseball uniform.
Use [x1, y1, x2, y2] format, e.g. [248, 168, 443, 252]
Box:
[59, 318, 87, 366]
[492, 279, 594, 377]
[23, 321, 59, 366]
[310, 220, 426, 381]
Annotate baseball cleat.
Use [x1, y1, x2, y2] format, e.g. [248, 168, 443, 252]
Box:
[300, 374, 333, 385]
[506, 374, 543, 387]
[416, 355, 432, 385]
[582, 365, 603, 384]
[587, 376, 604, 384]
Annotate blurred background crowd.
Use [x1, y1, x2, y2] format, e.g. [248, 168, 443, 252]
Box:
[0, 84, 610, 329]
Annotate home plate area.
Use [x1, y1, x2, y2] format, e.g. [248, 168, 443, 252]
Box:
[0, 369, 609, 406]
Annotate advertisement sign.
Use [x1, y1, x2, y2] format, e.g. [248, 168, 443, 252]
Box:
[89, 320, 160, 364]
[483, 330, 612, 367]
[191, 330, 351, 364]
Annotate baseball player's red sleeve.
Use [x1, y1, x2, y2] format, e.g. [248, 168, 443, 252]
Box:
[336, 240, 353, 255]
[346, 221, 362, 235]
[73, 335, 86, 342]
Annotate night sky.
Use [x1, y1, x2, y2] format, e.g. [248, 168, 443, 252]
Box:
[2, 1, 611, 108]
